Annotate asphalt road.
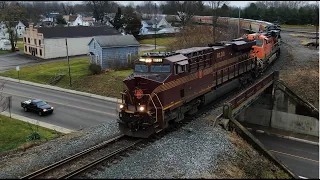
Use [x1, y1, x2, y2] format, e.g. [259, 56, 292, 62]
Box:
[0, 79, 119, 131]
[251, 131, 319, 179]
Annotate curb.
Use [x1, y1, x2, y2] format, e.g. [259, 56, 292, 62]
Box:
[0, 111, 74, 134]
[247, 128, 319, 146]
[0, 76, 121, 103]
[282, 29, 319, 34]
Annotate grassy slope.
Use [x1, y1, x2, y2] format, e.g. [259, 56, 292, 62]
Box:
[0, 58, 133, 99]
[0, 114, 61, 152]
[139, 37, 177, 46]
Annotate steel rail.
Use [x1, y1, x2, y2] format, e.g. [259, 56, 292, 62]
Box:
[59, 139, 143, 179]
[20, 134, 124, 179]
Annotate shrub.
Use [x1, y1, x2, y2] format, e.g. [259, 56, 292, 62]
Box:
[89, 64, 102, 75]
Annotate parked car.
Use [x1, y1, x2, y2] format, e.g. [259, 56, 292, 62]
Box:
[21, 99, 54, 116]
[15, 47, 19, 51]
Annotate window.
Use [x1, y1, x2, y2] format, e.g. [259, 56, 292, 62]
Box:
[175, 64, 185, 74]
[19, 26, 21, 29]
[24, 37, 26, 42]
[29, 47, 31, 52]
[34, 39, 36, 45]
[256, 39, 263, 47]
[35, 49, 38, 55]
[39, 40, 41, 45]
[40, 49, 42, 56]
[150, 65, 171, 73]
[28, 38, 30, 43]
[24, 46, 27, 52]
[134, 64, 148, 72]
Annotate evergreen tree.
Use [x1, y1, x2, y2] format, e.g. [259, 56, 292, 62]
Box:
[56, 14, 67, 25]
[123, 6, 142, 38]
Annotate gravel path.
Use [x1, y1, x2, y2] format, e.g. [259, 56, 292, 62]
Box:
[89, 114, 236, 179]
[0, 120, 120, 179]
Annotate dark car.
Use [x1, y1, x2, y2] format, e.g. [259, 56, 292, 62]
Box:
[21, 99, 54, 116]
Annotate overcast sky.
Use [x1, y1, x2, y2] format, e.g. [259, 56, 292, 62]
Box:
[116, 1, 257, 8]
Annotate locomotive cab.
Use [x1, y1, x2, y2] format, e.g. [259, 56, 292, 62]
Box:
[118, 52, 178, 138]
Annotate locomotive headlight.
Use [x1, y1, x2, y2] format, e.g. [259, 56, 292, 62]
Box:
[119, 104, 124, 109]
[139, 106, 145, 112]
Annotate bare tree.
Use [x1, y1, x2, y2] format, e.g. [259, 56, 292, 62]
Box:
[86, 1, 115, 22]
[177, 1, 197, 26]
[0, 1, 8, 9]
[61, 2, 75, 15]
[0, 5, 27, 52]
[207, 1, 228, 42]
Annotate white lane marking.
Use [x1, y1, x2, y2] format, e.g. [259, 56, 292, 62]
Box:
[298, 175, 308, 179]
[256, 130, 265, 133]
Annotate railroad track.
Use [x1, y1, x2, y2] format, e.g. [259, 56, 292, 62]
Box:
[20, 134, 143, 179]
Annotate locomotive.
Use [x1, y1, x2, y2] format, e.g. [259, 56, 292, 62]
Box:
[117, 29, 281, 139]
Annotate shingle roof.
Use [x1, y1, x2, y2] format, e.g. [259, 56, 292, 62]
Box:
[93, 35, 140, 48]
[37, 26, 121, 39]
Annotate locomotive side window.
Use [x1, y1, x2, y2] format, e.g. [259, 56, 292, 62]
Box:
[150, 65, 171, 73]
[175, 64, 186, 74]
[135, 64, 148, 72]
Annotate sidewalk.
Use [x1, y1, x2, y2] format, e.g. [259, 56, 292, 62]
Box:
[242, 122, 319, 146]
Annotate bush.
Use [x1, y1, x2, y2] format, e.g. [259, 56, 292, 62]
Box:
[89, 64, 102, 75]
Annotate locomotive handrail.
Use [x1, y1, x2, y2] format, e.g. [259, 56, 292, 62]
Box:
[153, 92, 164, 123]
[142, 94, 158, 123]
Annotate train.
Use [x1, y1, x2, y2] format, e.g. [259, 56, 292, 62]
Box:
[117, 19, 281, 138]
[191, 16, 281, 33]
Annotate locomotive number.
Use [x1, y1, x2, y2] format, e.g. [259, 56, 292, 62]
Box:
[217, 51, 225, 58]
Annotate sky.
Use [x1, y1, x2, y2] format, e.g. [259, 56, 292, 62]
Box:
[116, 1, 257, 8]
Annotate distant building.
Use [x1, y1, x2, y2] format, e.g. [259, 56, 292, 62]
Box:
[63, 15, 78, 26]
[23, 24, 121, 59]
[140, 15, 179, 35]
[0, 21, 28, 39]
[88, 35, 139, 70]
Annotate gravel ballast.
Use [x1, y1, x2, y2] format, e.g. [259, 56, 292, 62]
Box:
[89, 117, 236, 179]
[0, 120, 120, 179]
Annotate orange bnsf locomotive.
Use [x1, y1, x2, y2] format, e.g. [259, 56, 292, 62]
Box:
[118, 31, 280, 138]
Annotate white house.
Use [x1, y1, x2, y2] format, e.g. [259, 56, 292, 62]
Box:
[140, 15, 177, 35]
[0, 21, 27, 39]
[23, 24, 121, 59]
[0, 38, 11, 50]
[72, 14, 95, 26]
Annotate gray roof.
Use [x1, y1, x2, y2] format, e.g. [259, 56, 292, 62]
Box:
[38, 26, 121, 39]
[93, 35, 140, 48]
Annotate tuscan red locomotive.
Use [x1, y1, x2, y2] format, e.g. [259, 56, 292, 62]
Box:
[118, 30, 280, 138]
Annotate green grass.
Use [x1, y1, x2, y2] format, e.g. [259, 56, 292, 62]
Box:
[16, 41, 24, 50]
[281, 24, 316, 29]
[0, 58, 134, 99]
[0, 114, 61, 152]
[0, 50, 11, 54]
[139, 37, 177, 46]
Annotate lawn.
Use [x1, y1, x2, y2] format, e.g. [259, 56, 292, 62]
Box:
[281, 24, 316, 29]
[0, 50, 11, 54]
[139, 37, 177, 46]
[0, 58, 133, 99]
[0, 114, 61, 152]
[16, 40, 24, 51]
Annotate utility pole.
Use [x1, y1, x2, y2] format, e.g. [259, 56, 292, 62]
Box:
[65, 38, 71, 86]
[238, 7, 241, 37]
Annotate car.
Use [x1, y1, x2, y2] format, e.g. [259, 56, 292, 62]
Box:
[15, 47, 19, 51]
[21, 99, 54, 116]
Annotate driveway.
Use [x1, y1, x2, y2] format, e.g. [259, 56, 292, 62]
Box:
[0, 52, 88, 72]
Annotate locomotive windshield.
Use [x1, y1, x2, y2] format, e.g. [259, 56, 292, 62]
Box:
[135, 64, 148, 72]
[150, 65, 171, 73]
[256, 39, 263, 47]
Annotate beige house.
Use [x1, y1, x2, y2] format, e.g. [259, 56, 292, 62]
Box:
[23, 24, 45, 58]
[23, 24, 121, 59]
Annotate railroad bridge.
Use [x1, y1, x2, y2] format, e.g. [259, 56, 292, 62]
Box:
[221, 71, 319, 137]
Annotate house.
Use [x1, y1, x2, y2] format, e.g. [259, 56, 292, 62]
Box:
[140, 15, 177, 35]
[0, 21, 27, 39]
[72, 14, 95, 26]
[88, 35, 139, 70]
[23, 24, 121, 59]
[41, 13, 60, 22]
[63, 15, 78, 26]
[0, 38, 11, 50]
